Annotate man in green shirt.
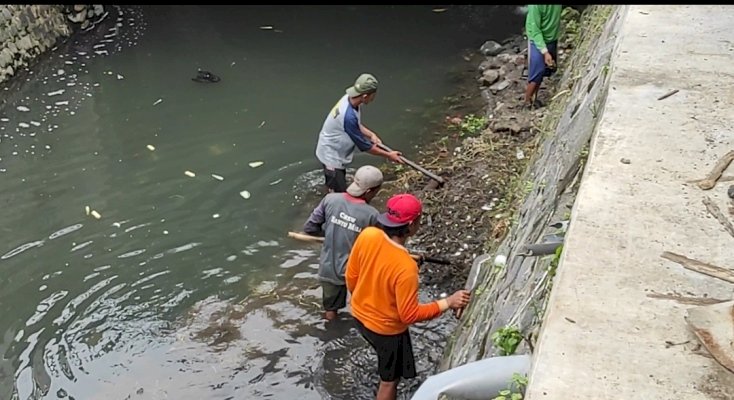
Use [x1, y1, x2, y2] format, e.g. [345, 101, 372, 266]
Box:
[524, 4, 562, 109]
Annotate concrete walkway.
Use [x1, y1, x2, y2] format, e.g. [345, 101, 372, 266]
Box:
[527, 5, 734, 399]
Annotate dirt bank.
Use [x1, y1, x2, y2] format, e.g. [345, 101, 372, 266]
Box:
[379, 9, 580, 295]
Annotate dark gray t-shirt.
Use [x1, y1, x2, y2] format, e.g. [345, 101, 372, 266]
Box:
[303, 193, 378, 285]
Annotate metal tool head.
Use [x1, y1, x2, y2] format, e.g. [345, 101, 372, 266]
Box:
[465, 253, 491, 291]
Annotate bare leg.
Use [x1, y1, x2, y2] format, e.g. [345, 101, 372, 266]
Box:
[376, 380, 398, 400]
[524, 81, 539, 105]
[324, 310, 337, 321]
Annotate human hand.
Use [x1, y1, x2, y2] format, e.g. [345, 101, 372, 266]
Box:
[446, 290, 471, 309]
[543, 52, 555, 67]
[387, 151, 403, 164]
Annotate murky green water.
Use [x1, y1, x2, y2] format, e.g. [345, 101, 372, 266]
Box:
[0, 5, 523, 399]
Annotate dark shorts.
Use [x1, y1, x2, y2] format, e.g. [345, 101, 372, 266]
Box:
[528, 40, 558, 84]
[323, 165, 347, 193]
[322, 281, 347, 311]
[354, 318, 416, 382]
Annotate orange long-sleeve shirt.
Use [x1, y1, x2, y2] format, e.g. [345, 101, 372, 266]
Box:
[346, 226, 441, 335]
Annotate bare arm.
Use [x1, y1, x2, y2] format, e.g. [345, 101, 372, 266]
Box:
[359, 123, 381, 144]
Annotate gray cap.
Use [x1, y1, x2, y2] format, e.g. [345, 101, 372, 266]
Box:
[347, 165, 384, 197]
[346, 73, 378, 97]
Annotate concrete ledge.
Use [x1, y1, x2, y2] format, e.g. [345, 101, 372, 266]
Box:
[527, 5, 734, 399]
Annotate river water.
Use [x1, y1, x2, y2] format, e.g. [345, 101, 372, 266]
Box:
[0, 5, 523, 399]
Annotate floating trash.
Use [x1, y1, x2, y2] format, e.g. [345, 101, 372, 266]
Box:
[17, 106, 30, 112]
[47, 89, 65, 96]
[432, 7, 448, 12]
[259, 25, 274, 30]
[211, 174, 224, 181]
[239, 190, 251, 199]
[116, 74, 124, 80]
[153, 98, 162, 106]
[85, 206, 90, 215]
[18, 122, 30, 128]
[212, 213, 220, 219]
[269, 178, 282, 186]
[90, 210, 102, 219]
[248, 161, 264, 168]
[258, 121, 266, 128]
[184, 170, 196, 178]
[146, 144, 155, 151]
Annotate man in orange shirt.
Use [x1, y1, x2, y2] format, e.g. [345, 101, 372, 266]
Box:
[346, 193, 470, 400]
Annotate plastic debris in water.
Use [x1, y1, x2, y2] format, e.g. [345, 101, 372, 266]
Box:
[269, 178, 282, 186]
[91, 210, 102, 219]
[116, 74, 124, 80]
[146, 144, 155, 151]
[85, 206, 90, 215]
[211, 174, 224, 181]
[258, 121, 266, 128]
[248, 161, 264, 168]
[153, 98, 162, 106]
[432, 7, 447, 12]
[17, 106, 30, 112]
[184, 170, 196, 177]
[239, 190, 251, 199]
[494, 254, 507, 267]
[212, 213, 220, 219]
[259, 25, 273, 30]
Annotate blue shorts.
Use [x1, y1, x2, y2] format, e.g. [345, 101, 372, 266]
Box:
[528, 40, 558, 84]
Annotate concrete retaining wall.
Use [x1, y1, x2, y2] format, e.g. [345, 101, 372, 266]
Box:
[442, 5, 622, 370]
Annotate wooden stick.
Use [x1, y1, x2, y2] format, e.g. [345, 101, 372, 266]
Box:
[661, 251, 734, 284]
[657, 89, 679, 101]
[702, 196, 734, 240]
[686, 175, 734, 185]
[696, 150, 734, 190]
[287, 231, 451, 265]
[376, 143, 446, 185]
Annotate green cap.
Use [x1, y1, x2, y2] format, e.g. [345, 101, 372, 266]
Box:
[346, 73, 378, 97]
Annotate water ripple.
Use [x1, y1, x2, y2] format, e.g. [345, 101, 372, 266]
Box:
[26, 290, 68, 327]
[1, 239, 45, 260]
[49, 223, 84, 240]
[117, 248, 146, 258]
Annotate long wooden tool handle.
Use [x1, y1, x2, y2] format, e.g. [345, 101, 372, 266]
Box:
[288, 231, 324, 243]
[377, 143, 445, 185]
[287, 231, 449, 264]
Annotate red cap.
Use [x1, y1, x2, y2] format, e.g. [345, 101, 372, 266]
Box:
[377, 194, 423, 227]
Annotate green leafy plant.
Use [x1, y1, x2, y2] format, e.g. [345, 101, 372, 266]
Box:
[548, 244, 564, 277]
[456, 114, 487, 137]
[491, 373, 529, 400]
[491, 325, 523, 356]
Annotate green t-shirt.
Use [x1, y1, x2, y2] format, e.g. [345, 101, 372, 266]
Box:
[526, 5, 562, 53]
